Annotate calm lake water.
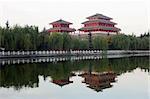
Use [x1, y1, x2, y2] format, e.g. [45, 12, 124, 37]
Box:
[0, 56, 149, 99]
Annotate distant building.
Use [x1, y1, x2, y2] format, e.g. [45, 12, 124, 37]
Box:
[78, 13, 121, 37]
[47, 19, 76, 33]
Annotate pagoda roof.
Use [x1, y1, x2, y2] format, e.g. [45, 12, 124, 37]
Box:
[47, 27, 76, 32]
[79, 26, 121, 32]
[87, 13, 112, 20]
[82, 19, 116, 25]
[50, 19, 72, 25]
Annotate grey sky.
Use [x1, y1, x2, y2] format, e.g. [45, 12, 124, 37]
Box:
[0, 0, 149, 36]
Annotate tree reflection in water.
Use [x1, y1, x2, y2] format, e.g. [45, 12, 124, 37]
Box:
[0, 56, 149, 92]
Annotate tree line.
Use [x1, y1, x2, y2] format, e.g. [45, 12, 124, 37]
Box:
[0, 25, 149, 51]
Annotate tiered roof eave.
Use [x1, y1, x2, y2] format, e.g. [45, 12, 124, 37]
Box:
[49, 19, 72, 25]
[47, 27, 76, 32]
[86, 13, 112, 20]
[81, 20, 117, 25]
[78, 26, 121, 32]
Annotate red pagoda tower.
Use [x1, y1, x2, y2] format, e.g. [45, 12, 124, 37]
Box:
[79, 13, 121, 36]
[47, 19, 76, 33]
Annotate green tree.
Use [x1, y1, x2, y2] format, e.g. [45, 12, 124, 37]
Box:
[93, 37, 108, 50]
[49, 33, 63, 50]
[0, 27, 3, 47]
[111, 34, 130, 50]
[62, 33, 71, 50]
[79, 39, 88, 50]
[71, 37, 81, 50]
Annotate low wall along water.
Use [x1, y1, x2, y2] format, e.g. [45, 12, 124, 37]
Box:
[0, 50, 149, 58]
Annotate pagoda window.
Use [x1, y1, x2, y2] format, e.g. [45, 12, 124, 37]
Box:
[53, 24, 56, 27]
[89, 23, 92, 26]
[92, 23, 95, 26]
[54, 25, 56, 27]
[86, 23, 89, 26]
[85, 23, 88, 27]
[97, 23, 99, 25]
[100, 23, 104, 26]
[90, 23, 92, 26]
[64, 24, 66, 27]
[56, 24, 60, 27]
[61, 24, 64, 27]
[88, 23, 91, 26]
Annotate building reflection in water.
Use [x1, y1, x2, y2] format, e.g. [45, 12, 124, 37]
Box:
[51, 73, 76, 87]
[79, 71, 116, 92]
[79, 62, 117, 92]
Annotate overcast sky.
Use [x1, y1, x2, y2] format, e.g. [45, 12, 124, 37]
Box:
[0, 0, 149, 36]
